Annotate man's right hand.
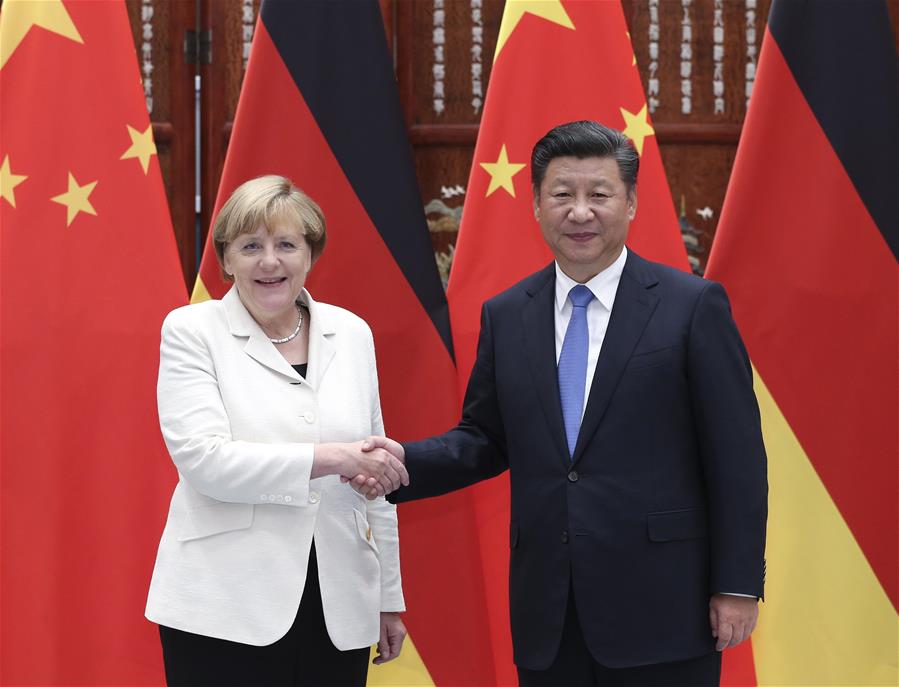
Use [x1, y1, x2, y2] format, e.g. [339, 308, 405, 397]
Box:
[314, 440, 408, 496]
[341, 436, 407, 500]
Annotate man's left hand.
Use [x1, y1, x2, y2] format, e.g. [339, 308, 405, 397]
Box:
[709, 594, 758, 651]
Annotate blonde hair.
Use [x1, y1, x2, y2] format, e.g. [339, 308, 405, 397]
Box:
[212, 175, 327, 279]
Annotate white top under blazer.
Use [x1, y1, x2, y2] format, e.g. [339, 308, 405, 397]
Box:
[145, 286, 404, 648]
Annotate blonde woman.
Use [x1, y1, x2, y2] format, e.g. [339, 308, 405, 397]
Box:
[146, 175, 407, 686]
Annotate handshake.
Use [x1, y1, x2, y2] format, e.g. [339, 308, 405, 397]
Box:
[316, 436, 407, 499]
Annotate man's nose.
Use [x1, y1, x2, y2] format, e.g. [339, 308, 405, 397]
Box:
[569, 198, 594, 222]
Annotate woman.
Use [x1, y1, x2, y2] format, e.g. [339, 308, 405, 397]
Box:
[146, 175, 408, 686]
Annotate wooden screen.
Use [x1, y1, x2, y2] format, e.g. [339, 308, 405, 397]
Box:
[120, 0, 898, 289]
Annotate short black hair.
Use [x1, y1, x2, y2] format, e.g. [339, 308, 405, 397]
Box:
[531, 120, 639, 195]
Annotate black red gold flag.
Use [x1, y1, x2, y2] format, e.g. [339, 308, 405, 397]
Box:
[191, 1, 493, 684]
[707, 1, 898, 683]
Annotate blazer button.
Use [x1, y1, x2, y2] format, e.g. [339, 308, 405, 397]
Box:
[303, 411, 315, 423]
[567, 470, 579, 482]
[561, 531, 569, 544]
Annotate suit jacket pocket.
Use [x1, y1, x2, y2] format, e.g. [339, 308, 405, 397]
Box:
[626, 345, 676, 370]
[177, 502, 254, 542]
[647, 508, 708, 542]
[353, 508, 379, 553]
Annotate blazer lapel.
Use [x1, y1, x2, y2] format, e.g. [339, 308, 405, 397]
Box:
[571, 252, 660, 465]
[522, 264, 570, 467]
[223, 286, 302, 383]
[301, 290, 336, 392]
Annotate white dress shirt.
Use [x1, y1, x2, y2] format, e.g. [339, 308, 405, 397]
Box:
[554, 247, 628, 418]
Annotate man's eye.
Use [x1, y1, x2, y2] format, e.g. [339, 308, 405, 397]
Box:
[554, 192, 571, 198]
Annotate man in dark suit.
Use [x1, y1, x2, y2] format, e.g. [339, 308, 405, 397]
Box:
[360, 121, 767, 686]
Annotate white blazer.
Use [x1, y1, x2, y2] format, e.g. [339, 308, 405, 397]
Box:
[145, 286, 404, 648]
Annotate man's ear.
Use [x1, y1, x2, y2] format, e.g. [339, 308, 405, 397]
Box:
[627, 189, 638, 220]
[533, 198, 540, 221]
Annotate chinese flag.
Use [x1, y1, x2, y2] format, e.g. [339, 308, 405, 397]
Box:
[191, 1, 493, 685]
[706, 1, 898, 685]
[446, 1, 693, 684]
[0, 0, 187, 684]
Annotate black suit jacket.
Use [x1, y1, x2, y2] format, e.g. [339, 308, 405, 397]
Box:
[391, 251, 767, 670]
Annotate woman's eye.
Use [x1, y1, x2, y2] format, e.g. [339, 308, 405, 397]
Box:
[242, 242, 260, 250]
[280, 241, 296, 249]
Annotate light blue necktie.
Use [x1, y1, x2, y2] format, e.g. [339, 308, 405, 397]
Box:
[558, 285, 594, 458]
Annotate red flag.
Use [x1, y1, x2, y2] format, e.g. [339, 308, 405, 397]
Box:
[0, 1, 187, 683]
[446, 2, 690, 683]
[706, 1, 897, 683]
[191, 2, 492, 684]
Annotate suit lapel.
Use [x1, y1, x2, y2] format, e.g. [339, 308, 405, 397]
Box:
[223, 286, 308, 384]
[243, 331, 302, 381]
[571, 252, 660, 465]
[522, 265, 570, 467]
[302, 291, 336, 392]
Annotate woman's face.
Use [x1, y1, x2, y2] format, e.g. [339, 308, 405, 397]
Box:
[223, 222, 312, 322]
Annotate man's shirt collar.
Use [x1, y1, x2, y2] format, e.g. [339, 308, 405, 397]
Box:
[554, 246, 628, 312]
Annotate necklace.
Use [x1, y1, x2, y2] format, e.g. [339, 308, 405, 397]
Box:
[268, 304, 304, 344]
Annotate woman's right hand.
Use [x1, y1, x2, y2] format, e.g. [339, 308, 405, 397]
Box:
[312, 441, 408, 496]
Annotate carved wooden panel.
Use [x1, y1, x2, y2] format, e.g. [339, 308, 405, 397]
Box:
[121, 0, 899, 284]
[622, 0, 772, 272]
[200, 0, 257, 254]
[395, 0, 778, 276]
[125, 0, 197, 289]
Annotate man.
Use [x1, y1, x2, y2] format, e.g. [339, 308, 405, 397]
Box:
[360, 121, 767, 686]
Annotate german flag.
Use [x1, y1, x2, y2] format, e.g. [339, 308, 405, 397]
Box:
[191, 1, 494, 684]
[0, 1, 186, 683]
[706, 1, 898, 684]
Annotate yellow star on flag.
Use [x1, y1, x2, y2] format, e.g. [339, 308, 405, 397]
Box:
[495, 0, 574, 60]
[480, 144, 527, 198]
[0, 0, 83, 71]
[51, 172, 98, 226]
[0, 155, 28, 208]
[120, 124, 157, 174]
[620, 104, 655, 156]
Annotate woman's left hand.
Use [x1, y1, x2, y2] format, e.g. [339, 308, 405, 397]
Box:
[373, 612, 406, 664]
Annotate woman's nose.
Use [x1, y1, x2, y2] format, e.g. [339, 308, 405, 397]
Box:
[259, 245, 278, 266]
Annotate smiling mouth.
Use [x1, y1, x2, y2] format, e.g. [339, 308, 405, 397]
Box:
[255, 277, 287, 285]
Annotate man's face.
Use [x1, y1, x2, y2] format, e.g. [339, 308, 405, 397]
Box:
[534, 155, 636, 282]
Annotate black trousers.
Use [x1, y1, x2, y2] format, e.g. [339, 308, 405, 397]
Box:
[159, 542, 369, 687]
[518, 585, 721, 687]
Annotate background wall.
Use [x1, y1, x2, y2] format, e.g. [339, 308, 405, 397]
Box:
[123, 0, 899, 289]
